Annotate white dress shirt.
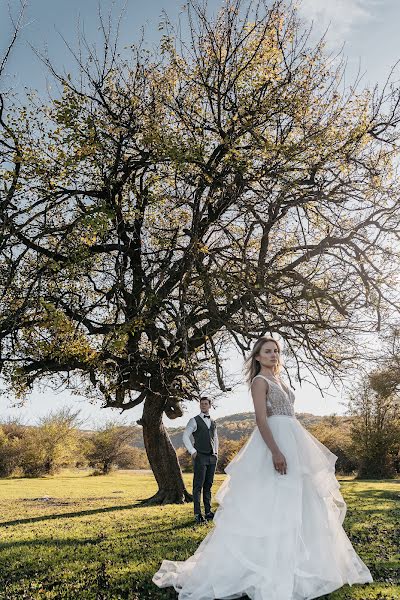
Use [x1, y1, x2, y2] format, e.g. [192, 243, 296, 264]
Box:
[182, 413, 219, 455]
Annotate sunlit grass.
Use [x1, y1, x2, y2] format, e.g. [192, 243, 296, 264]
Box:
[0, 471, 398, 599]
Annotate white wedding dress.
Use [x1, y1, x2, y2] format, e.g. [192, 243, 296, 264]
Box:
[153, 374, 373, 600]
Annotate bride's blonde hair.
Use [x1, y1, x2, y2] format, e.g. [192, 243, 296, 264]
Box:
[243, 337, 282, 387]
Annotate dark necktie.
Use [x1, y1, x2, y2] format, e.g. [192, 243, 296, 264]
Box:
[203, 415, 210, 419]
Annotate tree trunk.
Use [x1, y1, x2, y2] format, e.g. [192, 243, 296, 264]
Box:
[141, 393, 192, 505]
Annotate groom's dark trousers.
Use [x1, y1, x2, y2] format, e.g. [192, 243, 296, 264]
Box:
[193, 452, 217, 515]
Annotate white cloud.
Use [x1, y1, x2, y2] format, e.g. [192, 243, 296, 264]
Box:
[297, 0, 373, 47]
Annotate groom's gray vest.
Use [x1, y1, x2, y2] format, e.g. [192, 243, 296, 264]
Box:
[193, 415, 217, 455]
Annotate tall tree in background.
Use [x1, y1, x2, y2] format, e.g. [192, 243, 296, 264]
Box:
[20, 407, 82, 476]
[1, 0, 400, 502]
[348, 372, 400, 479]
[86, 422, 137, 474]
[350, 327, 400, 477]
[369, 327, 400, 398]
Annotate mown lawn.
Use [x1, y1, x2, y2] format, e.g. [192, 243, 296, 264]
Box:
[0, 471, 398, 599]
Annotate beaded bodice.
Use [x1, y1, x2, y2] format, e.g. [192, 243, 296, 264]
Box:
[252, 374, 295, 417]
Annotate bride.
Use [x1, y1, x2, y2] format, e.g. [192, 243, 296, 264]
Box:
[152, 337, 373, 599]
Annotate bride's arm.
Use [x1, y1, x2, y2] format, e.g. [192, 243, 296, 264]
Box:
[251, 378, 287, 474]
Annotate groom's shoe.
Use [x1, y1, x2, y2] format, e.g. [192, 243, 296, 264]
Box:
[194, 513, 206, 524]
[205, 511, 214, 521]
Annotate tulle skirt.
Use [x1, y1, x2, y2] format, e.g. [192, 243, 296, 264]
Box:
[153, 415, 373, 599]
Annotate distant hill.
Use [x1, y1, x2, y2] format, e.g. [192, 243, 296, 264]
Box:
[119, 412, 353, 450]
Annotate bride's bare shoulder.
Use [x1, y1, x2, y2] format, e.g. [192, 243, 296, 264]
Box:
[251, 375, 269, 388]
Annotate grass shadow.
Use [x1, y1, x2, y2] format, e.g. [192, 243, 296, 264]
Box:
[350, 489, 400, 501]
[0, 536, 105, 550]
[0, 502, 140, 527]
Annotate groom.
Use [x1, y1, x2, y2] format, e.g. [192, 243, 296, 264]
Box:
[183, 397, 218, 524]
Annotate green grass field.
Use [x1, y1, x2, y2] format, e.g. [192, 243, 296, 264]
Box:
[0, 471, 398, 599]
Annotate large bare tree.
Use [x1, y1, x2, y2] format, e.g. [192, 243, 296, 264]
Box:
[0, 0, 27, 374]
[1, 0, 400, 502]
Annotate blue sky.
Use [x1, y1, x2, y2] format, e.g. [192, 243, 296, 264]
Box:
[1, 0, 398, 428]
[2, 0, 399, 94]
